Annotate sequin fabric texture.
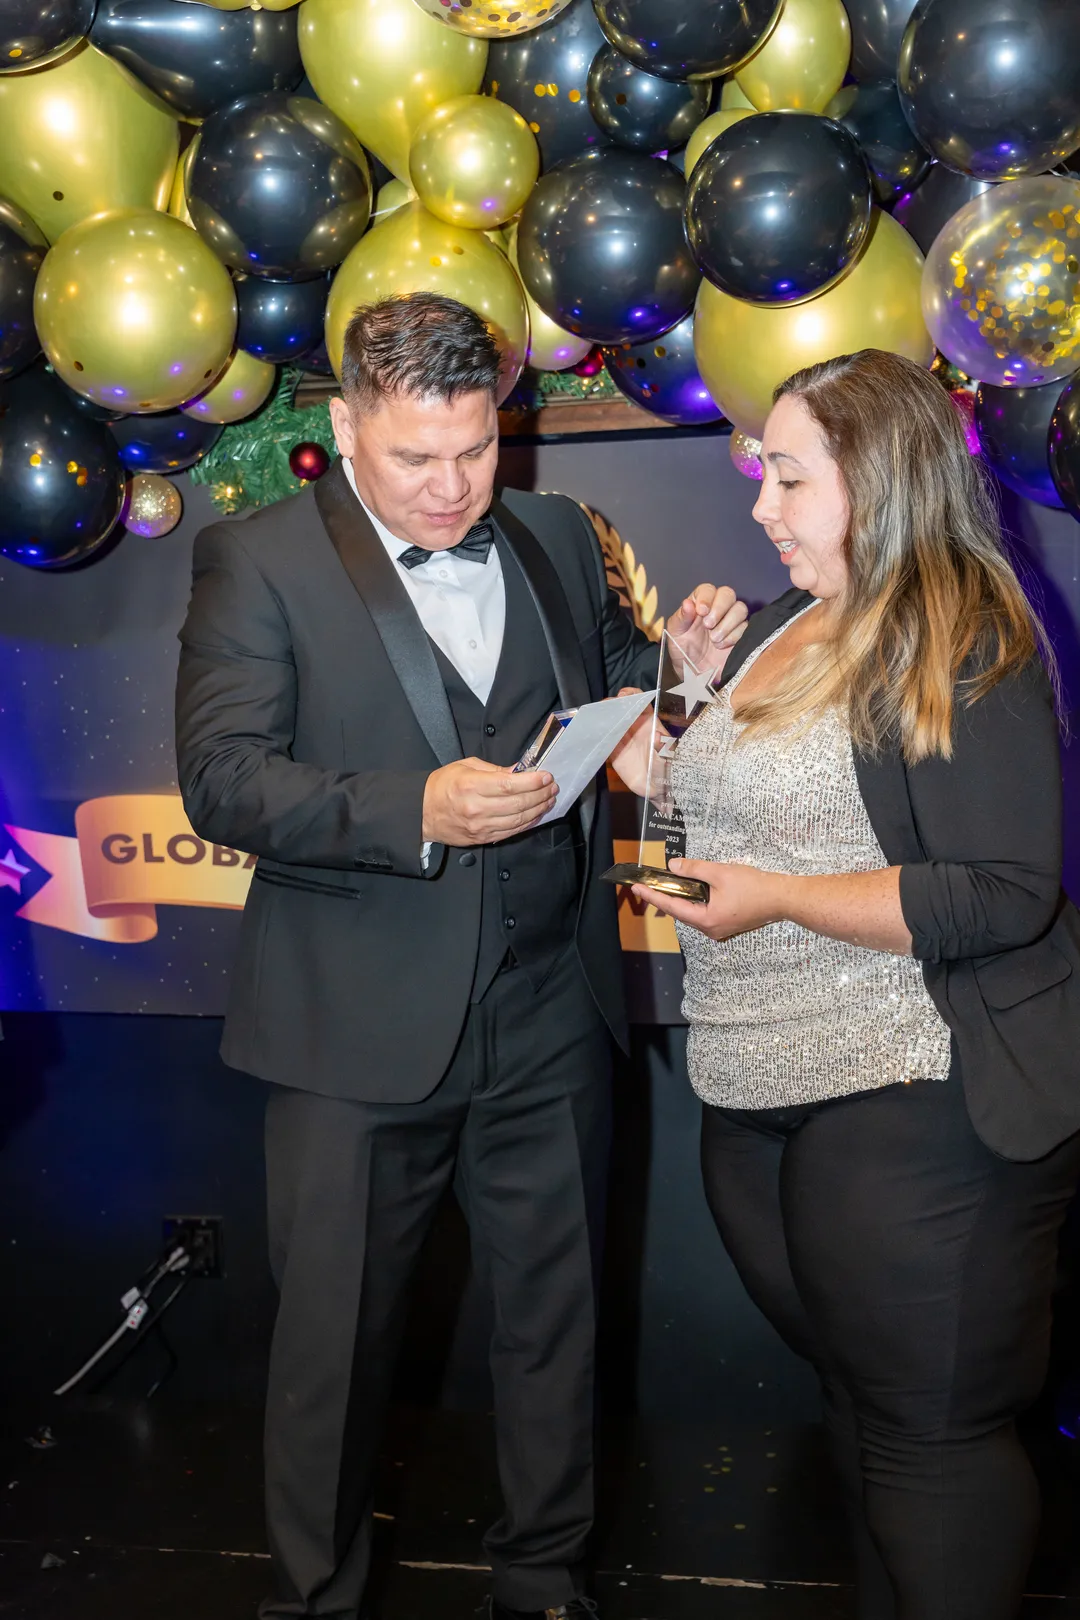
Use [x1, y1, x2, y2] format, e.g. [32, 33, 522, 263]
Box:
[673, 611, 952, 1109]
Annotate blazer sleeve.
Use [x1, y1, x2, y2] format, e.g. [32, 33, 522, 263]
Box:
[899, 658, 1063, 962]
[562, 499, 661, 694]
[175, 524, 430, 876]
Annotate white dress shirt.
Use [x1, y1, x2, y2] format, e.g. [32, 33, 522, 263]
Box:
[342, 456, 505, 704]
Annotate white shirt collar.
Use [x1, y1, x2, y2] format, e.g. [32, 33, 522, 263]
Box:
[339, 454, 413, 562]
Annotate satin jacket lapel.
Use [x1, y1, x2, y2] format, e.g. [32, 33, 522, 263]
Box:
[490, 494, 597, 838]
[314, 461, 462, 767]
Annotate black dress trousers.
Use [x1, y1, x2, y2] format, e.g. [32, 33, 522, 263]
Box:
[259, 946, 612, 1619]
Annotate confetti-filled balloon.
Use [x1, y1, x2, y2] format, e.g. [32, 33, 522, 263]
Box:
[123, 472, 183, 536]
[182, 349, 276, 424]
[326, 199, 528, 400]
[411, 0, 574, 38]
[0, 196, 47, 381]
[604, 313, 723, 426]
[684, 108, 755, 177]
[892, 163, 993, 257]
[686, 112, 872, 304]
[593, 0, 781, 81]
[975, 378, 1070, 508]
[483, 0, 609, 171]
[1049, 376, 1080, 520]
[0, 362, 125, 569]
[506, 224, 592, 370]
[35, 208, 238, 414]
[898, 0, 1080, 181]
[299, 0, 486, 182]
[517, 148, 698, 343]
[0, 43, 179, 243]
[735, 0, 851, 114]
[288, 441, 332, 480]
[189, 93, 372, 281]
[921, 176, 1080, 389]
[694, 209, 931, 437]
[587, 45, 710, 153]
[0, 0, 96, 72]
[729, 429, 764, 479]
[109, 410, 224, 473]
[409, 94, 538, 228]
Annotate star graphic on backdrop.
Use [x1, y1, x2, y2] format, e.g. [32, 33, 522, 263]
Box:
[665, 666, 718, 716]
[0, 847, 30, 896]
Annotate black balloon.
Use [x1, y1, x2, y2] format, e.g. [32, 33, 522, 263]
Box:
[108, 410, 224, 474]
[89, 0, 304, 123]
[587, 44, 710, 153]
[975, 378, 1071, 510]
[593, 0, 780, 81]
[1049, 377, 1080, 521]
[847, 0, 918, 81]
[0, 364, 125, 570]
[603, 312, 723, 425]
[685, 113, 873, 305]
[899, 0, 1080, 180]
[189, 92, 372, 281]
[517, 148, 698, 343]
[837, 81, 931, 206]
[891, 163, 994, 254]
[483, 0, 609, 171]
[0, 0, 95, 71]
[300, 337, 335, 377]
[0, 197, 47, 382]
[236, 274, 328, 364]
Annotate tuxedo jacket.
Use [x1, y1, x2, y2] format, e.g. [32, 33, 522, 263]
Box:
[175, 459, 659, 1102]
[722, 588, 1080, 1161]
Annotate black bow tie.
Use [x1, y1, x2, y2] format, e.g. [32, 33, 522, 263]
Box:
[397, 518, 495, 572]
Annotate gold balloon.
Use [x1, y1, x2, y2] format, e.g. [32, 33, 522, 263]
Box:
[326, 199, 527, 400]
[694, 210, 932, 437]
[409, 94, 539, 230]
[735, 0, 850, 114]
[124, 473, 183, 537]
[182, 348, 277, 423]
[257, 0, 304, 9]
[373, 177, 415, 223]
[298, 0, 487, 183]
[0, 43, 179, 242]
[35, 207, 237, 413]
[411, 0, 574, 39]
[720, 77, 757, 111]
[507, 223, 591, 371]
[685, 108, 756, 176]
[168, 135, 199, 230]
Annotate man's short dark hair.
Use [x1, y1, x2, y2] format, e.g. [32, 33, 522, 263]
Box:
[340, 291, 502, 413]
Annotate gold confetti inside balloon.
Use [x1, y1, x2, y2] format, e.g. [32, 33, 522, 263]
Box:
[411, 0, 574, 38]
[685, 107, 755, 176]
[182, 348, 276, 423]
[735, 0, 850, 114]
[922, 176, 1080, 390]
[326, 198, 528, 400]
[124, 473, 183, 536]
[507, 222, 591, 370]
[729, 430, 764, 479]
[0, 43, 179, 242]
[409, 94, 539, 230]
[694, 209, 932, 437]
[299, 0, 487, 183]
[35, 207, 238, 413]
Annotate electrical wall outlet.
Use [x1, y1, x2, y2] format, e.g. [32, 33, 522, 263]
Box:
[162, 1216, 224, 1278]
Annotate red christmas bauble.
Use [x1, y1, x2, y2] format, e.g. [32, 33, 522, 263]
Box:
[289, 441, 331, 481]
[572, 347, 605, 378]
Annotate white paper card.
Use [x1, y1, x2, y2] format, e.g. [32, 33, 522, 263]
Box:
[534, 691, 655, 826]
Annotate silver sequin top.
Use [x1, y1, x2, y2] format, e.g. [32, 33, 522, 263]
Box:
[673, 608, 951, 1109]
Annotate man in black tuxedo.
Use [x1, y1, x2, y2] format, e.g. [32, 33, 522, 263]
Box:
[176, 292, 745, 1620]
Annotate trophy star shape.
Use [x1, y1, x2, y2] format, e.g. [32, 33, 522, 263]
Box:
[665, 665, 719, 716]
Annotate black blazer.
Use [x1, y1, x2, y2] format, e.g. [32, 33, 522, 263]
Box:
[720, 588, 1080, 1161]
[175, 458, 658, 1102]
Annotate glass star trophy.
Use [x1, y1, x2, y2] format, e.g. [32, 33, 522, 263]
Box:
[601, 631, 717, 905]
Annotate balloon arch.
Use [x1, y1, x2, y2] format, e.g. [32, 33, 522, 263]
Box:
[2, 0, 1080, 566]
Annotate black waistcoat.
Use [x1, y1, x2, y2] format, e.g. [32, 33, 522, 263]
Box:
[428, 535, 584, 1001]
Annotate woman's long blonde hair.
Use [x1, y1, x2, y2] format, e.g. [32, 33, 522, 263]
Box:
[735, 349, 1051, 763]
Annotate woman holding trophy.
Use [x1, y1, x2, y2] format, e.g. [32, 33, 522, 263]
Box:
[611, 350, 1080, 1620]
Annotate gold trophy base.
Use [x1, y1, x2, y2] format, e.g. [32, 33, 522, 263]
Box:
[601, 862, 709, 904]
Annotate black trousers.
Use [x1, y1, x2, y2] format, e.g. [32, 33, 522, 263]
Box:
[700, 1071, 1080, 1620]
[258, 948, 612, 1619]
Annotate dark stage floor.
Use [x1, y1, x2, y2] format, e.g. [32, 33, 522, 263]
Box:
[2, 1401, 1080, 1619]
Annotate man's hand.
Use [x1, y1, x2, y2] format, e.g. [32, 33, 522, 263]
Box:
[666, 585, 748, 678]
[422, 758, 558, 847]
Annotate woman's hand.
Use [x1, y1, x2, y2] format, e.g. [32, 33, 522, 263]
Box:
[608, 687, 665, 798]
[634, 859, 782, 940]
[666, 585, 748, 678]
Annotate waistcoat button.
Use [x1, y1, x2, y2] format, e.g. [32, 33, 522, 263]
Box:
[458, 852, 477, 867]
